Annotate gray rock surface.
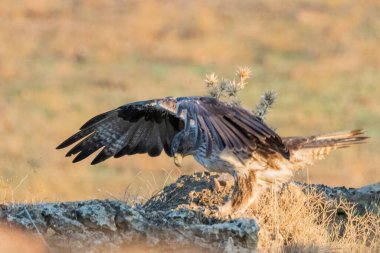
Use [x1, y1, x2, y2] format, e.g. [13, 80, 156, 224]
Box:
[296, 181, 380, 215]
[0, 172, 378, 252]
[0, 198, 259, 252]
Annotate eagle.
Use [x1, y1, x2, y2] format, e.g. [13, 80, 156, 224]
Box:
[57, 96, 367, 214]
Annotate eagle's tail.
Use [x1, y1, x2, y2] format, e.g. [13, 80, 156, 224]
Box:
[283, 129, 368, 168]
[240, 129, 368, 211]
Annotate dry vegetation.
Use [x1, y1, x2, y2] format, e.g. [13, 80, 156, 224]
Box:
[146, 173, 379, 252]
[0, 0, 379, 251]
[253, 185, 379, 252]
[161, 189, 379, 253]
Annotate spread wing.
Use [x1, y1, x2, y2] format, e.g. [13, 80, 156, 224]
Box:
[57, 96, 289, 165]
[57, 98, 183, 164]
[176, 96, 289, 159]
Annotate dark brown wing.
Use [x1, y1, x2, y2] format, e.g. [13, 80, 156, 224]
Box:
[176, 96, 289, 159]
[57, 99, 183, 164]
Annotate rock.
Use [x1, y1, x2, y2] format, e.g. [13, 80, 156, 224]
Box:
[0, 196, 259, 252]
[296, 182, 380, 215]
[0, 172, 378, 252]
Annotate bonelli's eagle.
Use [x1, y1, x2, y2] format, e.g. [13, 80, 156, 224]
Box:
[57, 96, 367, 214]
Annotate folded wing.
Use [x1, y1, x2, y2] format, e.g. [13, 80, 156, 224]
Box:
[176, 97, 289, 159]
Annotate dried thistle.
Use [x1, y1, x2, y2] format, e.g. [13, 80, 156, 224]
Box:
[205, 73, 223, 98]
[205, 67, 252, 103]
[204, 73, 218, 87]
[224, 66, 252, 99]
[236, 66, 252, 80]
[255, 90, 277, 120]
[208, 85, 222, 98]
[218, 78, 229, 92]
[225, 79, 239, 97]
[225, 80, 246, 98]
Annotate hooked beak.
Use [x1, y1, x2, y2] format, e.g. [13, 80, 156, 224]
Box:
[174, 153, 183, 167]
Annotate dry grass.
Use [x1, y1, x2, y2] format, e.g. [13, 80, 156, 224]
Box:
[251, 184, 379, 252]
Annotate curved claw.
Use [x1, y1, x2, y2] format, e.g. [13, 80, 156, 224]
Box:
[174, 153, 183, 167]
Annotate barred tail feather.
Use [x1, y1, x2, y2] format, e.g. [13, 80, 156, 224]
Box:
[301, 129, 368, 149]
[283, 129, 368, 170]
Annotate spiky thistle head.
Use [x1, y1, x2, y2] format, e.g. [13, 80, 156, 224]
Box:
[236, 66, 252, 80]
[224, 79, 240, 97]
[255, 90, 277, 120]
[204, 73, 218, 88]
[204, 66, 252, 103]
[204, 73, 223, 98]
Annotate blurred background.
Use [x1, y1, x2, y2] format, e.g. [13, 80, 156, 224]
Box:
[0, 0, 379, 202]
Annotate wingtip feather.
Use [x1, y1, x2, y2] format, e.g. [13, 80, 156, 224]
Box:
[56, 143, 66, 150]
[90, 159, 101, 165]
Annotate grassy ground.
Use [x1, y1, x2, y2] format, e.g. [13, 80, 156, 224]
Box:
[0, 0, 379, 203]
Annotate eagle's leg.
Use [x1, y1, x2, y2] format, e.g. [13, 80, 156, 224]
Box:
[219, 170, 259, 216]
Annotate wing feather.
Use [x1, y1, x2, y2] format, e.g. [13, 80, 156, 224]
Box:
[57, 98, 183, 164]
[58, 96, 290, 164]
[177, 97, 289, 159]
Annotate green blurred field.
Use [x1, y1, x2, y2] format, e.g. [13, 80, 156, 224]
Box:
[0, 0, 379, 202]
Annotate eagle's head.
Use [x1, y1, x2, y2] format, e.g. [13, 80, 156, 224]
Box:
[170, 126, 201, 167]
